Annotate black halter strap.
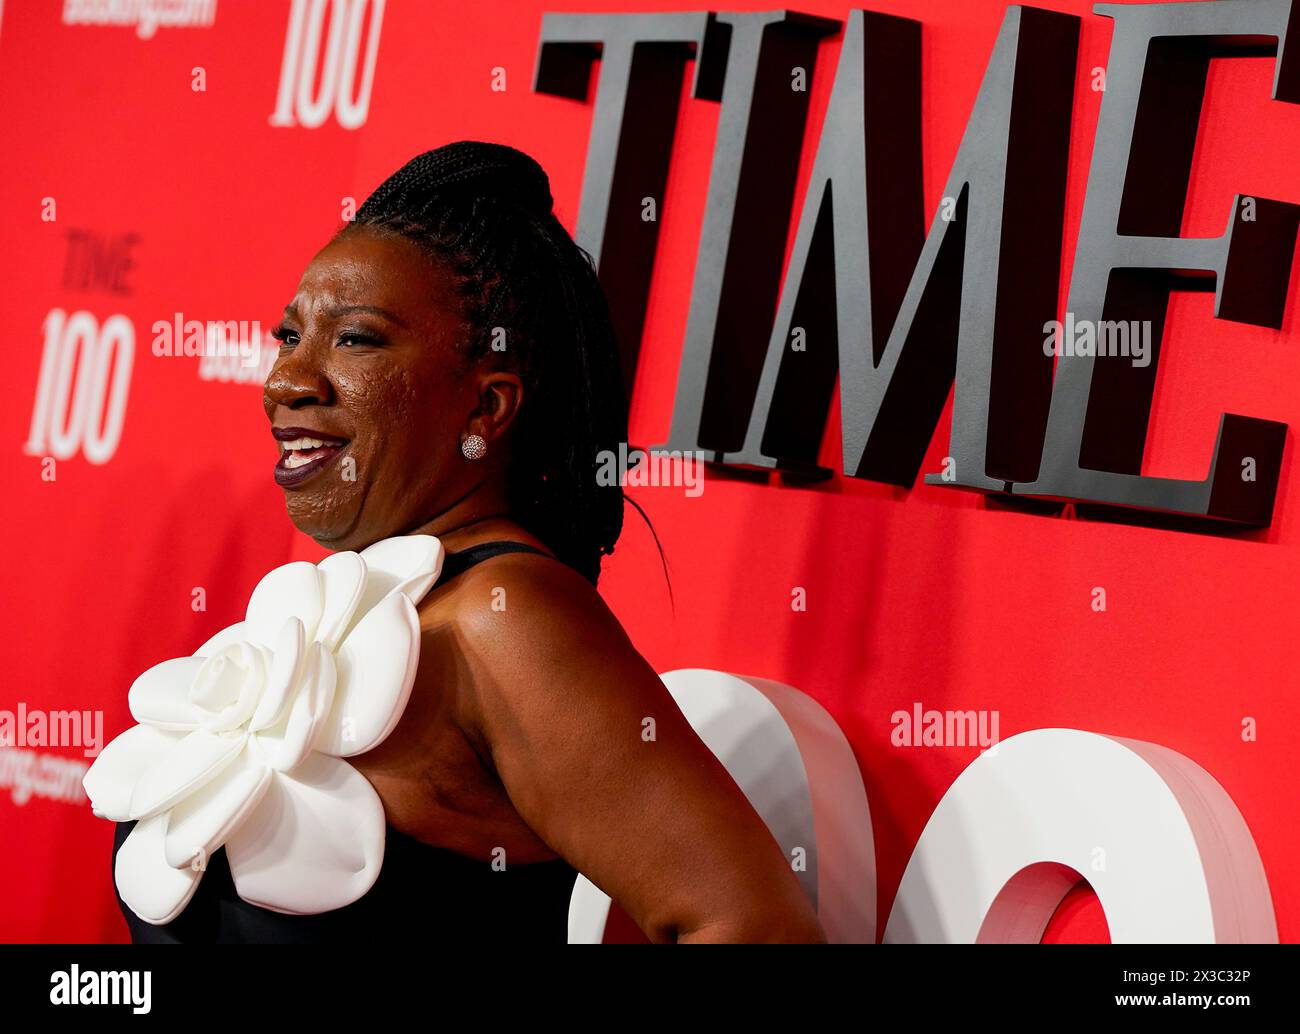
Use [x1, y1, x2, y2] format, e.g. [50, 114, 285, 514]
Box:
[435, 540, 554, 585]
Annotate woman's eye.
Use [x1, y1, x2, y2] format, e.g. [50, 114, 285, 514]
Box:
[338, 332, 383, 348]
[267, 325, 382, 349]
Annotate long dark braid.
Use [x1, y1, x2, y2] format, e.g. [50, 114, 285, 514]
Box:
[341, 141, 628, 585]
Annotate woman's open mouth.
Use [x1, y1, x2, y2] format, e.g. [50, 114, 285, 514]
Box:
[272, 426, 351, 488]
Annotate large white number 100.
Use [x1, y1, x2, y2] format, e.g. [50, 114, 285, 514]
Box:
[25, 308, 134, 466]
[567, 670, 1278, 944]
[269, 0, 386, 130]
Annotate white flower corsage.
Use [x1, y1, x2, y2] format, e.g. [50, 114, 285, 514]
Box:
[83, 535, 444, 925]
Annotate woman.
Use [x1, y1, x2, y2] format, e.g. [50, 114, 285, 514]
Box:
[112, 141, 825, 944]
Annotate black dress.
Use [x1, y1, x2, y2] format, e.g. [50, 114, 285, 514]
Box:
[111, 541, 580, 944]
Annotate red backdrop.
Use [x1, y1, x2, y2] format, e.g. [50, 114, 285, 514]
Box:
[2, 0, 1297, 943]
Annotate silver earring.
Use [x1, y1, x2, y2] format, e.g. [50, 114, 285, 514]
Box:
[460, 433, 487, 460]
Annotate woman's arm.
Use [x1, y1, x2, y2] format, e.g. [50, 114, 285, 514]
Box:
[445, 555, 827, 944]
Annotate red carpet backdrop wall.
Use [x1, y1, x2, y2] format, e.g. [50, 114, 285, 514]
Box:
[2, 0, 1299, 942]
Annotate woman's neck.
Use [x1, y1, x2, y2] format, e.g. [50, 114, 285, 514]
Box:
[403, 482, 535, 554]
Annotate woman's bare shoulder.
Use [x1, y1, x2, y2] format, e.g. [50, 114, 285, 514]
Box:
[418, 546, 617, 634]
[415, 548, 648, 727]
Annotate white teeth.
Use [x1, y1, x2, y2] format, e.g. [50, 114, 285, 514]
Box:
[279, 435, 345, 471]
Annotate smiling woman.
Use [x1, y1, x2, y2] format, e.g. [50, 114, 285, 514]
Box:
[260, 146, 631, 575]
[102, 140, 826, 944]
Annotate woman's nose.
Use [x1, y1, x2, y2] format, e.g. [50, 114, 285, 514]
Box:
[264, 347, 335, 410]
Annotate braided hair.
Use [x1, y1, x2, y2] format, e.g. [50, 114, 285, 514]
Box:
[340, 141, 627, 586]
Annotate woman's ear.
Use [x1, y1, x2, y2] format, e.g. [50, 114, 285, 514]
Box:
[466, 370, 525, 444]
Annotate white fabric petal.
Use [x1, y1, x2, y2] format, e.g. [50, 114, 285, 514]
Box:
[193, 620, 249, 658]
[314, 551, 366, 651]
[244, 561, 323, 648]
[163, 749, 274, 869]
[316, 591, 420, 757]
[224, 752, 386, 915]
[196, 644, 267, 732]
[83, 724, 185, 821]
[115, 813, 204, 925]
[187, 648, 245, 711]
[129, 729, 248, 821]
[97, 535, 445, 925]
[361, 534, 443, 602]
[345, 536, 442, 641]
[256, 643, 338, 772]
[250, 617, 304, 732]
[128, 657, 208, 731]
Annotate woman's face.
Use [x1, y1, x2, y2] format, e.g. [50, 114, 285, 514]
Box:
[263, 227, 483, 551]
